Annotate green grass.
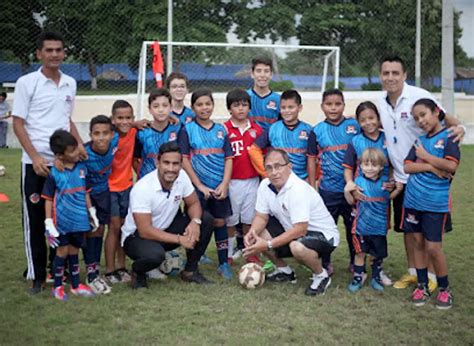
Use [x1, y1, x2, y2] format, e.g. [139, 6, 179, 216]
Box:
[1, 147, 473, 344]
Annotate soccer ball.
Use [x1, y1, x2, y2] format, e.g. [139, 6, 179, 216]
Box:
[159, 251, 184, 276]
[238, 263, 265, 289]
[0, 165, 5, 177]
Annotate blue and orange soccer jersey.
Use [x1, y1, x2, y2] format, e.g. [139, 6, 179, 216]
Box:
[109, 128, 136, 192]
[308, 117, 360, 192]
[134, 123, 181, 179]
[171, 106, 195, 125]
[352, 175, 391, 236]
[403, 128, 460, 213]
[178, 120, 233, 190]
[85, 132, 119, 196]
[246, 88, 280, 131]
[343, 132, 390, 178]
[41, 162, 91, 233]
[254, 120, 312, 179]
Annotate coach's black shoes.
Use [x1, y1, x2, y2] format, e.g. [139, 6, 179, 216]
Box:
[181, 270, 213, 285]
[305, 271, 331, 296]
[29, 279, 45, 295]
[266, 269, 297, 284]
[131, 271, 148, 289]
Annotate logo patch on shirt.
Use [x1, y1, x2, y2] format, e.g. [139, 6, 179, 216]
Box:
[249, 129, 257, 138]
[266, 100, 277, 110]
[229, 133, 237, 139]
[169, 132, 177, 141]
[185, 117, 193, 123]
[400, 112, 409, 120]
[29, 193, 40, 204]
[298, 130, 308, 140]
[346, 125, 357, 134]
[174, 195, 181, 202]
[434, 139, 445, 149]
[406, 214, 419, 225]
[217, 130, 224, 139]
[65, 95, 73, 103]
[79, 169, 86, 179]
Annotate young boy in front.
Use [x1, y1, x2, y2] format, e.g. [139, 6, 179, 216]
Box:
[307, 89, 360, 275]
[42, 130, 98, 301]
[223, 89, 263, 264]
[166, 72, 195, 124]
[247, 56, 280, 132]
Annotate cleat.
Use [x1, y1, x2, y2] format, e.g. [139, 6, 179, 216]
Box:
[305, 276, 331, 296]
[70, 283, 95, 297]
[51, 286, 68, 301]
[266, 269, 297, 284]
[262, 260, 276, 272]
[370, 278, 385, 292]
[348, 277, 363, 293]
[435, 289, 453, 310]
[380, 270, 393, 286]
[87, 276, 112, 295]
[29, 280, 45, 295]
[181, 270, 213, 284]
[393, 274, 417, 289]
[412, 285, 430, 306]
[231, 248, 243, 260]
[116, 268, 132, 283]
[199, 254, 213, 265]
[131, 271, 148, 289]
[104, 271, 122, 285]
[217, 263, 233, 280]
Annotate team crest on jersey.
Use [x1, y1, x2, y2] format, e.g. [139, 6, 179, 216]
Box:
[79, 169, 86, 178]
[434, 139, 445, 149]
[169, 132, 177, 141]
[29, 193, 40, 204]
[406, 214, 419, 225]
[174, 195, 181, 202]
[266, 101, 277, 110]
[185, 117, 193, 124]
[298, 130, 308, 140]
[65, 95, 73, 103]
[249, 129, 257, 138]
[401, 112, 409, 120]
[229, 133, 237, 139]
[346, 125, 357, 134]
[217, 130, 224, 139]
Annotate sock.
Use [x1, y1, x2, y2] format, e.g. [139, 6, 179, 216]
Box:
[353, 264, 365, 282]
[84, 237, 97, 281]
[68, 254, 80, 289]
[437, 275, 449, 290]
[214, 225, 228, 265]
[53, 256, 66, 288]
[228, 236, 236, 257]
[93, 236, 103, 274]
[322, 254, 331, 268]
[277, 266, 292, 274]
[313, 268, 328, 279]
[428, 272, 437, 282]
[416, 268, 428, 288]
[408, 267, 416, 276]
[236, 233, 244, 250]
[371, 258, 383, 281]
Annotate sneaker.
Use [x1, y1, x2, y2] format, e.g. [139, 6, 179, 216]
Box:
[87, 276, 112, 295]
[231, 248, 243, 260]
[29, 280, 45, 295]
[51, 286, 68, 301]
[266, 269, 297, 284]
[217, 263, 233, 280]
[412, 285, 430, 306]
[370, 278, 384, 292]
[70, 283, 95, 297]
[380, 270, 393, 286]
[428, 278, 438, 293]
[305, 275, 331, 296]
[435, 289, 453, 310]
[131, 271, 148, 289]
[147, 268, 167, 280]
[393, 274, 417, 289]
[262, 260, 276, 272]
[116, 268, 132, 283]
[347, 277, 363, 293]
[181, 270, 213, 284]
[199, 254, 213, 265]
[104, 271, 122, 285]
[246, 255, 263, 266]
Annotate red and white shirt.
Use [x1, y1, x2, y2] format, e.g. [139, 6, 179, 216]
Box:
[224, 119, 263, 180]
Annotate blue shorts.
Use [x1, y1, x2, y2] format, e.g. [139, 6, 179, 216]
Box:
[110, 187, 131, 218]
[196, 189, 232, 219]
[401, 208, 448, 242]
[352, 234, 387, 259]
[58, 232, 86, 248]
[90, 190, 111, 225]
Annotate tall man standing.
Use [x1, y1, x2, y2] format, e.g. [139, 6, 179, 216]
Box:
[13, 32, 86, 294]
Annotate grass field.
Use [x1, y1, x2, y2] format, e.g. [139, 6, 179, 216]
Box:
[0, 147, 473, 345]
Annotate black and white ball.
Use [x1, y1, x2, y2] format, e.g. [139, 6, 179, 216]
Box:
[159, 251, 184, 276]
[238, 263, 265, 289]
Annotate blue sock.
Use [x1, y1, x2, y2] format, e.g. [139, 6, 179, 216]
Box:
[416, 268, 428, 288]
[353, 264, 364, 282]
[53, 256, 66, 288]
[437, 275, 449, 290]
[68, 254, 80, 289]
[214, 225, 228, 265]
[84, 237, 97, 281]
[371, 258, 383, 281]
[93, 236, 103, 275]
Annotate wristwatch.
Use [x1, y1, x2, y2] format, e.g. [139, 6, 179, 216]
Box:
[267, 240, 273, 250]
[192, 218, 202, 225]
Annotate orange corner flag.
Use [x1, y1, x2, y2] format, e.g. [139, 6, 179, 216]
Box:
[152, 41, 164, 88]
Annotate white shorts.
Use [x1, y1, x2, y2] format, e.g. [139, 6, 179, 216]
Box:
[226, 177, 259, 227]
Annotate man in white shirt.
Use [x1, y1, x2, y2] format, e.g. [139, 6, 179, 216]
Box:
[244, 149, 339, 296]
[12, 31, 86, 294]
[121, 142, 214, 288]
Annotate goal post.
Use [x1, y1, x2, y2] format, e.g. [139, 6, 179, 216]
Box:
[137, 41, 340, 119]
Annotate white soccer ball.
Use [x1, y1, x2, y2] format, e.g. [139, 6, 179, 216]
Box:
[159, 251, 184, 276]
[0, 165, 5, 177]
[238, 263, 265, 289]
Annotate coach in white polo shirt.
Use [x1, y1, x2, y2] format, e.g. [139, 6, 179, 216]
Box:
[121, 142, 214, 288]
[377, 56, 465, 290]
[12, 31, 85, 294]
[243, 149, 339, 296]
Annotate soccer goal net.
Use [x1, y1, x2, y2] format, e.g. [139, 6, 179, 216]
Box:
[136, 41, 340, 119]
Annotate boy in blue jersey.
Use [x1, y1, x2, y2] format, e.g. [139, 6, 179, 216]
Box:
[42, 130, 98, 301]
[402, 99, 460, 310]
[178, 88, 234, 280]
[247, 56, 280, 131]
[345, 148, 403, 293]
[249, 89, 312, 180]
[166, 72, 195, 124]
[307, 89, 360, 275]
[134, 88, 181, 179]
[83, 115, 119, 294]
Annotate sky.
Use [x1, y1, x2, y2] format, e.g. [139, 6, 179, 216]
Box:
[455, 0, 474, 57]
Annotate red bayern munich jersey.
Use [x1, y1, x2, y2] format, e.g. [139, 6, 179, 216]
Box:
[224, 119, 263, 179]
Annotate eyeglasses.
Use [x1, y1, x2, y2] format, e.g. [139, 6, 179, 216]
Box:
[264, 162, 289, 173]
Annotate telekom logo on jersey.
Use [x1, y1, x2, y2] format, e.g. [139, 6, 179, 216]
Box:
[231, 140, 245, 156]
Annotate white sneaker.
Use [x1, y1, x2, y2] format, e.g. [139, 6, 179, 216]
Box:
[146, 268, 167, 280]
[231, 248, 243, 260]
[380, 270, 393, 286]
[87, 276, 112, 295]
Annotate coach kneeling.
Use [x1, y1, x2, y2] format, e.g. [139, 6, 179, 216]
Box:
[244, 149, 340, 296]
[121, 142, 214, 288]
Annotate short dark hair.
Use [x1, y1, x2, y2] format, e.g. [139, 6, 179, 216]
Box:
[251, 56, 273, 72]
[37, 31, 64, 50]
[264, 148, 290, 165]
[191, 88, 214, 108]
[322, 88, 345, 103]
[281, 89, 302, 105]
[165, 72, 189, 89]
[226, 88, 251, 110]
[380, 55, 406, 72]
[50, 130, 77, 155]
[412, 98, 446, 121]
[158, 141, 181, 159]
[90, 114, 113, 132]
[355, 101, 380, 121]
[148, 88, 172, 106]
[0, 92, 6, 99]
[111, 100, 133, 115]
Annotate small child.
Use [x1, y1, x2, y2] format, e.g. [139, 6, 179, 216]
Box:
[0, 91, 11, 148]
[307, 89, 360, 274]
[42, 130, 98, 301]
[178, 88, 234, 280]
[134, 88, 181, 179]
[402, 98, 460, 310]
[344, 148, 403, 292]
[223, 89, 263, 264]
[166, 72, 195, 124]
[247, 56, 280, 132]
